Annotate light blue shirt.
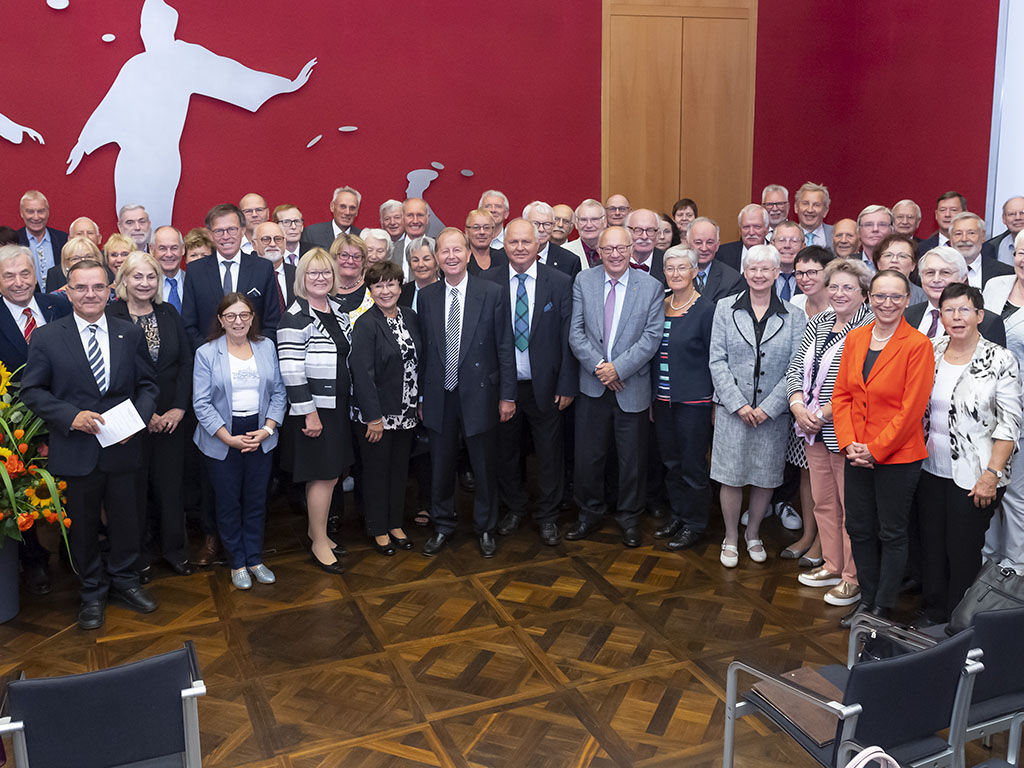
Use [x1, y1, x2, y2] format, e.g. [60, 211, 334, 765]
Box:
[603, 268, 629, 357]
[26, 230, 54, 285]
[508, 263, 536, 380]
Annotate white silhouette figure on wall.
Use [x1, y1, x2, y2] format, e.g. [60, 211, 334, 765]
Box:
[66, 0, 316, 226]
[0, 113, 43, 145]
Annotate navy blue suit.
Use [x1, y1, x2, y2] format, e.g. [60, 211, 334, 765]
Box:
[418, 274, 516, 534]
[0, 293, 71, 374]
[181, 253, 280, 349]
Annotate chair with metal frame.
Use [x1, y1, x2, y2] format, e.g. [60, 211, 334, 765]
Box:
[0, 640, 206, 768]
[723, 624, 982, 768]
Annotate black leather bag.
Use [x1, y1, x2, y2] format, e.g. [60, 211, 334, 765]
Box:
[947, 561, 1024, 635]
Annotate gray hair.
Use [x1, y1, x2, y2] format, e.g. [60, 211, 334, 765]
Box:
[663, 246, 698, 269]
[687, 216, 720, 240]
[742, 244, 781, 271]
[407, 235, 436, 260]
[332, 186, 361, 205]
[737, 204, 769, 228]
[379, 199, 403, 218]
[1015, 230, 1024, 251]
[920, 245, 968, 279]
[824, 257, 871, 294]
[522, 200, 553, 219]
[574, 198, 605, 219]
[857, 204, 894, 226]
[360, 228, 392, 258]
[761, 184, 789, 202]
[950, 211, 986, 234]
[117, 203, 147, 221]
[795, 182, 830, 208]
[153, 224, 184, 246]
[0, 244, 35, 269]
[19, 190, 48, 207]
[625, 209, 659, 228]
[892, 199, 921, 218]
[479, 190, 509, 210]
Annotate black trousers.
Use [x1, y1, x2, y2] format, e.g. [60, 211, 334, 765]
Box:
[916, 470, 1000, 622]
[183, 410, 217, 537]
[428, 389, 499, 535]
[136, 427, 188, 569]
[66, 467, 142, 602]
[18, 528, 50, 569]
[845, 460, 922, 609]
[356, 426, 415, 536]
[497, 380, 564, 524]
[653, 401, 713, 532]
[574, 390, 648, 529]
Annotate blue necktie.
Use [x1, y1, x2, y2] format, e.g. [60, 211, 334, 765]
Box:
[87, 325, 107, 394]
[166, 276, 181, 312]
[780, 274, 793, 301]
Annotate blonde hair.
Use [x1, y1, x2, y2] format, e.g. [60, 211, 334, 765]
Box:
[61, 236, 103, 274]
[114, 250, 164, 303]
[294, 247, 341, 299]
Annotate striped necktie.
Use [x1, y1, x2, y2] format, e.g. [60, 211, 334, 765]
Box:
[87, 324, 107, 394]
[444, 287, 460, 390]
[22, 308, 37, 342]
[514, 274, 529, 352]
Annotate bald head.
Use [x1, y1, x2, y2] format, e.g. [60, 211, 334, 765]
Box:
[240, 193, 269, 237]
[69, 217, 101, 245]
[626, 208, 659, 259]
[252, 221, 285, 266]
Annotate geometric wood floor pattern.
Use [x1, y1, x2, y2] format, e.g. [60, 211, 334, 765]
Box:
[1, 487, 1016, 767]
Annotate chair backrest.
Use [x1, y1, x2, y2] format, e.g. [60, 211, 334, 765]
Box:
[970, 607, 1024, 704]
[836, 628, 975, 761]
[8, 646, 196, 768]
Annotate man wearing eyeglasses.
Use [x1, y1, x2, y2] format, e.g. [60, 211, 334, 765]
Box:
[625, 209, 666, 284]
[273, 204, 307, 265]
[181, 203, 280, 349]
[566, 226, 665, 547]
[550, 204, 576, 246]
[564, 199, 607, 271]
[761, 184, 790, 237]
[605, 194, 632, 227]
[252, 221, 296, 312]
[523, 201, 580, 278]
[771, 221, 804, 301]
[21, 259, 159, 630]
[239, 193, 269, 254]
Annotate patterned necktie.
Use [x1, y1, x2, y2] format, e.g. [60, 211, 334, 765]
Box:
[514, 274, 529, 352]
[222, 261, 233, 295]
[604, 278, 618, 357]
[927, 308, 940, 338]
[695, 271, 706, 292]
[36, 243, 47, 273]
[166, 276, 181, 312]
[805, 231, 814, 246]
[444, 286, 460, 390]
[87, 324, 107, 394]
[584, 243, 601, 267]
[22, 308, 36, 342]
[276, 273, 286, 312]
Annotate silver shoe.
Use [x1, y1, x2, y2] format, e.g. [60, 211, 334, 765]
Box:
[231, 568, 252, 590]
[248, 563, 276, 584]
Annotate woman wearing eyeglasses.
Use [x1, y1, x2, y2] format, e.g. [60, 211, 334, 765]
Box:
[914, 283, 1021, 625]
[871, 233, 927, 304]
[832, 269, 934, 626]
[329, 233, 375, 319]
[277, 248, 354, 574]
[192, 292, 286, 590]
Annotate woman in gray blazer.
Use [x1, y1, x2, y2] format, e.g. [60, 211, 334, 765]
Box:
[193, 292, 286, 591]
[709, 245, 807, 568]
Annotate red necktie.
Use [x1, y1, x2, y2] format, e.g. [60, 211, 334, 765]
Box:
[23, 308, 36, 342]
[630, 261, 650, 272]
[583, 243, 601, 267]
[276, 274, 286, 312]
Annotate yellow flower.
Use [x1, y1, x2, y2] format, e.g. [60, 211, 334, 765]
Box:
[0, 361, 10, 397]
[25, 484, 53, 508]
[0, 447, 10, 459]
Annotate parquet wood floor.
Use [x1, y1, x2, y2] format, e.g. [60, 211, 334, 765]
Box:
[1, 486, 1017, 767]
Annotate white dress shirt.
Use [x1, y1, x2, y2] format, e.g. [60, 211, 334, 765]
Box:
[443, 272, 469, 350]
[965, 257, 983, 289]
[218, 255, 240, 293]
[537, 243, 549, 265]
[74, 313, 111, 390]
[508, 263, 537, 380]
[490, 228, 505, 249]
[603, 268, 629, 356]
[917, 302, 942, 336]
[4, 296, 48, 334]
[995, 234, 1016, 265]
[274, 263, 288, 304]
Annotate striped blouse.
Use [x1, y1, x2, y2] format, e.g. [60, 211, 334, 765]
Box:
[276, 296, 353, 415]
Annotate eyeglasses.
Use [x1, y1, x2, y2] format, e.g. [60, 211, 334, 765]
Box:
[466, 225, 492, 232]
[531, 221, 554, 230]
[241, 207, 267, 216]
[598, 245, 630, 255]
[306, 270, 332, 280]
[941, 306, 979, 317]
[68, 284, 109, 295]
[869, 293, 908, 304]
[336, 252, 362, 263]
[258, 235, 285, 245]
[606, 206, 630, 214]
[745, 266, 775, 274]
[827, 284, 860, 294]
[794, 268, 823, 278]
[629, 226, 658, 236]
[763, 201, 787, 209]
[220, 311, 252, 322]
[919, 268, 959, 280]
[577, 216, 605, 226]
[663, 265, 693, 275]
[879, 251, 913, 262]
[277, 218, 303, 227]
[211, 226, 240, 237]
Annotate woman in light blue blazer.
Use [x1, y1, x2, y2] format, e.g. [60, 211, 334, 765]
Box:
[193, 292, 287, 590]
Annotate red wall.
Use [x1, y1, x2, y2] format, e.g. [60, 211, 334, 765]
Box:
[752, 1, 1000, 235]
[2, 1, 601, 235]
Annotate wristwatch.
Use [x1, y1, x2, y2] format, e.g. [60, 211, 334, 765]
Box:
[986, 466, 1003, 479]
[261, 425, 275, 437]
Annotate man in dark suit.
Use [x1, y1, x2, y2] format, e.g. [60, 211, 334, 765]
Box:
[892, 199, 923, 243]
[982, 196, 1024, 265]
[273, 203, 307, 265]
[418, 227, 517, 558]
[151, 226, 186, 311]
[626, 209, 667, 284]
[907, 246, 1006, 346]
[390, 198, 431, 282]
[252, 221, 297, 311]
[481, 219, 576, 546]
[917, 191, 965, 255]
[239, 193, 269, 254]
[949, 212, 1013, 289]
[772, 221, 804, 300]
[16, 190, 67, 287]
[717, 204, 770, 273]
[523, 201, 581, 279]
[117, 204, 152, 252]
[181, 204, 280, 348]
[21, 260, 159, 630]
[688, 217, 744, 302]
[0, 244, 72, 595]
[302, 186, 362, 249]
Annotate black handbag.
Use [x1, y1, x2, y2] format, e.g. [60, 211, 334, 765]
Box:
[947, 561, 1024, 635]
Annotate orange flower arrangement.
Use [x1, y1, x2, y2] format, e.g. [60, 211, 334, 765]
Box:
[0, 362, 70, 552]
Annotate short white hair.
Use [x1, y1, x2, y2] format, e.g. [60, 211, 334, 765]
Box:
[0, 244, 35, 269]
[574, 198, 605, 219]
[761, 184, 789, 202]
[523, 201, 553, 219]
[379, 199, 402, 218]
[737, 204, 769, 228]
[360, 228, 391, 247]
[920, 245, 968, 279]
[892, 199, 921, 218]
[857, 204, 893, 226]
[1015, 230, 1024, 251]
[742, 244, 781, 271]
[949, 211, 985, 234]
[663, 246, 698, 269]
[479, 190, 509, 210]
[118, 203, 147, 221]
[333, 186, 361, 205]
[19, 190, 48, 207]
[688, 216, 720, 240]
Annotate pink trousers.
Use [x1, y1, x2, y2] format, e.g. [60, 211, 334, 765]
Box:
[806, 440, 857, 583]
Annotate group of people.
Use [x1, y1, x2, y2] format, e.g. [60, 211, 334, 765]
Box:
[4, 183, 1024, 633]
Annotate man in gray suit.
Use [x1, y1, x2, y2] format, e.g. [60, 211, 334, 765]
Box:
[566, 226, 665, 547]
[795, 182, 833, 248]
[302, 186, 362, 249]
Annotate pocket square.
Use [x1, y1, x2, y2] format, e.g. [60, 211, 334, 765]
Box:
[543, 302, 553, 312]
[247, 287, 262, 297]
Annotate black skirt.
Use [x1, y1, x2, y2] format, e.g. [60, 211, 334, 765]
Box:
[280, 405, 353, 482]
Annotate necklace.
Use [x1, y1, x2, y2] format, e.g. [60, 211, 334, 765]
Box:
[669, 290, 698, 312]
[337, 279, 361, 292]
[871, 326, 896, 343]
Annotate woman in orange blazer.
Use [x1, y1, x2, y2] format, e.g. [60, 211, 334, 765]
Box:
[832, 270, 934, 627]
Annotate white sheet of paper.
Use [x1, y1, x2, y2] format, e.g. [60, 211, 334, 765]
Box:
[95, 399, 146, 448]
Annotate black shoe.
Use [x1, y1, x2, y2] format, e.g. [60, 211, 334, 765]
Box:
[138, 565, 153, 585]
[390, 533, 415, 550]
[170, 560, 195, 576]
[423, 532, 450, 557]
[310, 554, 344, 574]
[647, 503, 668, 520]
[372, 538, 397, 556]
[564, 520, 601, 541]
[23, 563, 52, 596]
[666, 527, 703, 552]
[332, 544, 348, 558]
[621, 527, 642, 548]
[112, 585, 158, 614]
[653, 520, 683, 539]
[459, 471, 476, 492]
[839, 602, 873, 629]
[911, 615, 944, 629]
[497, 510, 526, 536]
[77, 600, 105, 630]
[868, 605, 891, 619]
[478, 532, 497, 558]
[900, 578, 922, 595]
[539, 522, 561, 546]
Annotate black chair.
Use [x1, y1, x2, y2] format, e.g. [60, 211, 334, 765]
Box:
[0, 641, 205, 768]
[723, 627, 981, 768]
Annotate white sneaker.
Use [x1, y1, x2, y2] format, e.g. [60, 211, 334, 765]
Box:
[824, 580, 861, 606]
[739, 506, 775, 526]
[798, 567, 842, 588]
[776, 502, 802, 531]
[720, 541, 739, 568]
